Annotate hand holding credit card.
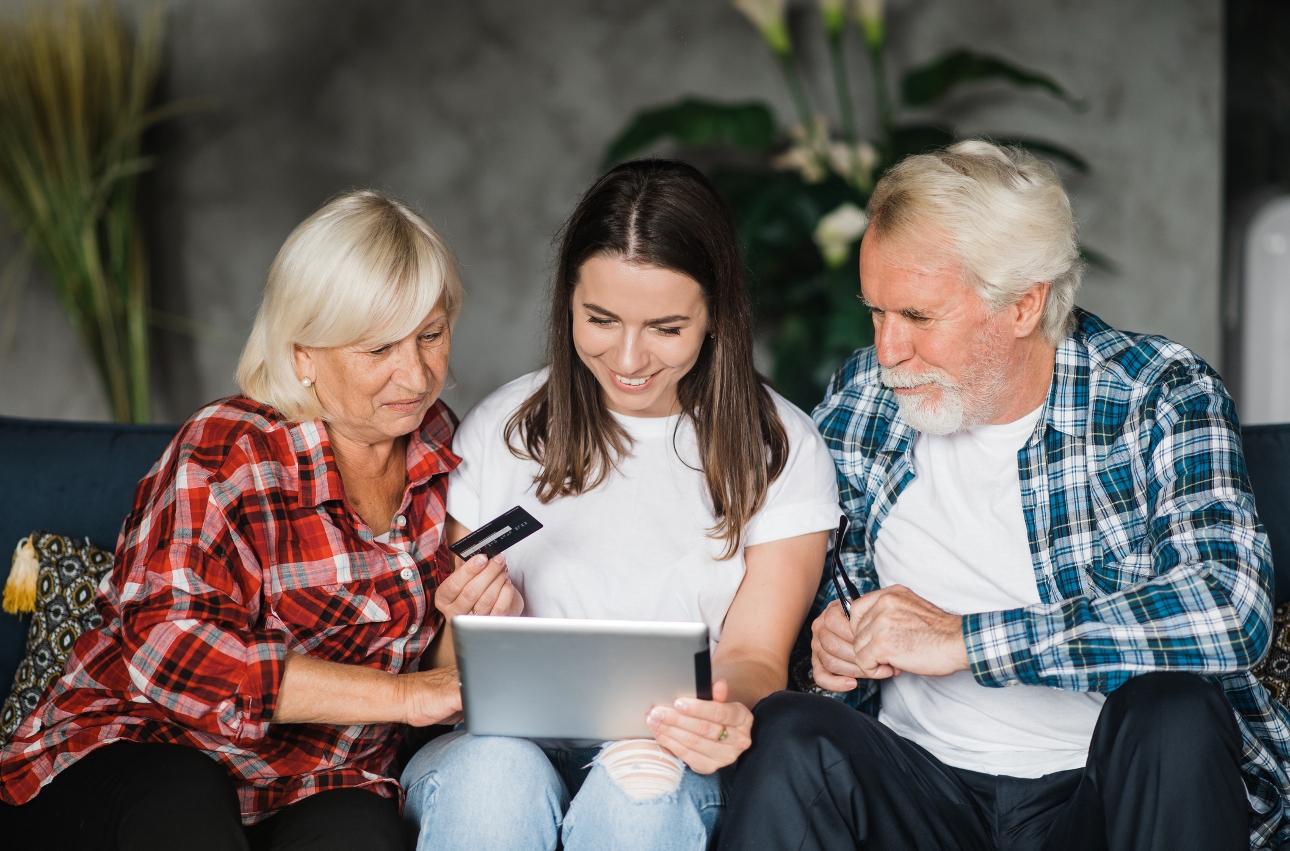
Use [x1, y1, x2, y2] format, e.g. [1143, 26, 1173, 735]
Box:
[449, 506, 544, 561]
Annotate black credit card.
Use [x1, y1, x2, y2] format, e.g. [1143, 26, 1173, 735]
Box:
[449, 506, 543, 561]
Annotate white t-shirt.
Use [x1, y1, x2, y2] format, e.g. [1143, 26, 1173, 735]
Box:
[446, 370, 841, 643]
[873, 405, 1106, 778]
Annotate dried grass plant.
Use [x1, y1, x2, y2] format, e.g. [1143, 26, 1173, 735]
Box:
[0, 1, 176, 422]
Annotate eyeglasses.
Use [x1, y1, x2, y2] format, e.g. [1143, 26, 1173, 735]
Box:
[829, 514, 861, 617]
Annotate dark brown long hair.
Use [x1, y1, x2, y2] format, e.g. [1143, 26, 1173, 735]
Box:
[505, 159, 788, 559]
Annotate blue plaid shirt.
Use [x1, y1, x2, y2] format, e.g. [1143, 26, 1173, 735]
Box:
[808, 309, 1290, 849]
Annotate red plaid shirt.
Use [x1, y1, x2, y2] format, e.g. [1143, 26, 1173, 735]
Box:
[0, 396, 459, 822]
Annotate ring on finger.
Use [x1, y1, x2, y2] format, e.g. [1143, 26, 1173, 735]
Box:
[716, 726, 728, 741]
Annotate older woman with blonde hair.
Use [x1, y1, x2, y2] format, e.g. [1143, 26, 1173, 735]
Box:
[0, 189, 516, 851]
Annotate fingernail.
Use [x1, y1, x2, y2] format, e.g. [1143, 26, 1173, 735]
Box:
[647, 708, 666, 725]
[673, 698, 688, 711]
[495, 554, 506, 567]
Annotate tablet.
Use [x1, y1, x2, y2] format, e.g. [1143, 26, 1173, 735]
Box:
[452, 615, 711, 741]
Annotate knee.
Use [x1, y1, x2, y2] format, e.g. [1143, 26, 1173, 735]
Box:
[403, 733, 558, 803]
[1102, 673, 1235, 750]
[133, 744, 236, 808]
[595, 740, 685, 802]
[749, 692, 854, 759]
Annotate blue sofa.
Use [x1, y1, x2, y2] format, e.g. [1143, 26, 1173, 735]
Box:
[2, 415, 1290, 704]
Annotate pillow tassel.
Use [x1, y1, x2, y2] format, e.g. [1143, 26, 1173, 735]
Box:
[3, 537, 38, 615]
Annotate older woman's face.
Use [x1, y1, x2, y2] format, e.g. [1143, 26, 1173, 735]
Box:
[294, 301, 451, 444]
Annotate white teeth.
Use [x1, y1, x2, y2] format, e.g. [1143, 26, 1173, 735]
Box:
[615, 373, 649, 387]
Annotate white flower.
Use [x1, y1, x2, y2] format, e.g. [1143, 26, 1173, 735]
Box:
[732, 0, 791, 55]
[774, 146, 828, 184]
[848, 0, 884, 46]
[772, 115, 833, 183]
[814, 202, 869, 268]
[828, 140, 880, 191]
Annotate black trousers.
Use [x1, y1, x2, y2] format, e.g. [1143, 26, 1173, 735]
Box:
[718, 672, 1249, 851]
[0, 741, 405, 851]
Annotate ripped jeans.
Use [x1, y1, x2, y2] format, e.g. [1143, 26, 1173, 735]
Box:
[401, 732, 724, 851]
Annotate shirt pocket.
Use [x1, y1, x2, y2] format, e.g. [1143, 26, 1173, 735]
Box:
[270, 580, 392, 655]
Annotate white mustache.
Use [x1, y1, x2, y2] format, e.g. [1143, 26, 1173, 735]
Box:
[880, 366, 955, 390]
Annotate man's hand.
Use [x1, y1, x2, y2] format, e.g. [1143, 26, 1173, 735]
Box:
[850, 585, 968, 678]
[812, 599, 866, 691]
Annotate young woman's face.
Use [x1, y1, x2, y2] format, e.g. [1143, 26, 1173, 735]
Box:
[570, 255, 710, 418]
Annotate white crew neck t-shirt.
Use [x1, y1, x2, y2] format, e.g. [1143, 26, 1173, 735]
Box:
[873, 404, 1106, 778]
[446, 370, 840, 643]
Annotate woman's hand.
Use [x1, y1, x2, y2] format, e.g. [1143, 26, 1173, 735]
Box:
[645, 679, 753, 774]
[397, 664, 464, 727]
[434, 552, 524, 620]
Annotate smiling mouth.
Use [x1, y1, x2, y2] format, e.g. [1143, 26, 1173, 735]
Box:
[612, 371, 656, 390]
[383, 397, 426, 412]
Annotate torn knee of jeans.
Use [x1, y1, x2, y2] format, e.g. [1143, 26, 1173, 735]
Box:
[594, 739, 685, 801]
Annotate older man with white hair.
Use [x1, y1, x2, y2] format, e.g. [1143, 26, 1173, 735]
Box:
[718, 141, 1290, 851]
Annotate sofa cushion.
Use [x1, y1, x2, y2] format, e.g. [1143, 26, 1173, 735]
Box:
[1242, 423, 1290, 606]
[0, 416, 178, 699]
[1, 532, 114, 743]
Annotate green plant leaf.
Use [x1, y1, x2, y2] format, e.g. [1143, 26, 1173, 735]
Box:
[888, 124, 956, 163]
[901, 49, 1084, 110]
[988, 137, 1089, 172]
[602, 98, 778, 169]
[1079, 245, 1120, 275]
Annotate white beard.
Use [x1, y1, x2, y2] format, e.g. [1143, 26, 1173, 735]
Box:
[882, 368, 966, 435]
[881, 323, 1013, 436]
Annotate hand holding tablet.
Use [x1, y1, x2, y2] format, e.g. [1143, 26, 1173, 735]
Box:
[644, 677, 754, 775]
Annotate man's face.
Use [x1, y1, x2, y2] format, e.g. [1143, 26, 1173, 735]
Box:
[859, 229, 1015, 434]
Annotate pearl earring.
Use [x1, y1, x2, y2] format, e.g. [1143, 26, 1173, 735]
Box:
[301, 377, 312, 388]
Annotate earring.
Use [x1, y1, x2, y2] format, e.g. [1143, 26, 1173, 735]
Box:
[301, 377, 312, 388]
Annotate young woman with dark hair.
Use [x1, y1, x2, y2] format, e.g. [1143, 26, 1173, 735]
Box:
[402, 160, 840, 850]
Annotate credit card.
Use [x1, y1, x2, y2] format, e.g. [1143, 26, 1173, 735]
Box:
[449, 506, 543, 561]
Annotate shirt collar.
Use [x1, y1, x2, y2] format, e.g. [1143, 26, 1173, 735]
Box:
[1042, 314, 1093, 440]
[296, 401, 460, 509]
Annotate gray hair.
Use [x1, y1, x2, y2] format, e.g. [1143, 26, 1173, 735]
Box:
[866, 140, 1082, 344]
[236, 189, 464, 421]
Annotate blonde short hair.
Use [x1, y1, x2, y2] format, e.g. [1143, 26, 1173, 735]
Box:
[236, 189, 463, 421]
[867, 140, 1082, 344]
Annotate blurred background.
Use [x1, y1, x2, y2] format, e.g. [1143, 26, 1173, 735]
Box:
[0, 0, 1281, 426]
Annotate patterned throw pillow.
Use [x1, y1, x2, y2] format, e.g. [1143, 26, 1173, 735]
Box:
[1255, 603, 1290, 707]
[0, 532, 113, 743]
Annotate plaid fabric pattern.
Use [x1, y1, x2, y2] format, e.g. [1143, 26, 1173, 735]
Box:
[0, 396, 459, 824]
[810, 309, 1290, 849]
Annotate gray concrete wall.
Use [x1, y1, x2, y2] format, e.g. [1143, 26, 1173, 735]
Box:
[0, 0, 1223, 423]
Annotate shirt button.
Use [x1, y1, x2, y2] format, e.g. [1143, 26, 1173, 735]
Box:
[395, 514, 407, 528]
[400, 567, 415, 581]
[408, 622, 419, 635]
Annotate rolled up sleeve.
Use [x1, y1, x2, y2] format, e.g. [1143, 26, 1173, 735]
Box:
[120, 543, 288, 745]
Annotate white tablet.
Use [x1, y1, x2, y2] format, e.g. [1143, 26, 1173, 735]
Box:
[452, 615, 711, 741]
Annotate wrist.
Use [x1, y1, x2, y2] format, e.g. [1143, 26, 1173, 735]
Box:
[949, 614, 969, 672]
[390, 671, 411, 725]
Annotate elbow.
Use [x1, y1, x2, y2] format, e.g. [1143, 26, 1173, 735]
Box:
[1230, 586, 1273, 671]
